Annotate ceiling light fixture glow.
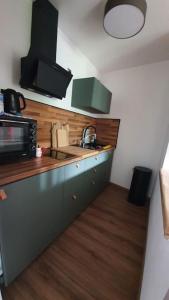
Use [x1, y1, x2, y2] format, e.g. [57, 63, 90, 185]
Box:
[103, 0, 147, 39]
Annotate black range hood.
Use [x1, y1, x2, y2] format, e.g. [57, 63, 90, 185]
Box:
[20, 0, 73, 99]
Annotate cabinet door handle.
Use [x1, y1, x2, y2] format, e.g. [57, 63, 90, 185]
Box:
[92, 180, 95, 185]
[72, 194, 77, 201]
[76, 163, 80, 169]
[0, 190, 7, 201]
[93, 168, 97, 173]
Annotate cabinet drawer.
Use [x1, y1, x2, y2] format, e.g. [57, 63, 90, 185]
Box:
[64, 160, 85, 180]
[0, 167, 64, 286]
[63, 161, 88, 226]
[86, 163, 107, 202]
[98, 150, 113, 164]
[63, 181, 83, 225]
[85, 155, 101, 170]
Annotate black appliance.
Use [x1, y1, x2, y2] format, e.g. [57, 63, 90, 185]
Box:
[128, 166, 152, 206]
[1, 89, 26, 115]
[0, 115, 37, 163]
[20, 0, 73, 99]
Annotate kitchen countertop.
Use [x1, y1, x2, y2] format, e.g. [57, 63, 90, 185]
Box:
[0, 146, 114, 186]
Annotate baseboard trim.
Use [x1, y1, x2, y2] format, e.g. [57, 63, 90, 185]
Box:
[110, 182, 129, 192]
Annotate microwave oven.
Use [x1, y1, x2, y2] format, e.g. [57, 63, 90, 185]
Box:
[0, 115, 37, 163]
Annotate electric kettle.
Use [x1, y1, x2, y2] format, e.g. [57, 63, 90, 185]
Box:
[1, 89, 26, 115]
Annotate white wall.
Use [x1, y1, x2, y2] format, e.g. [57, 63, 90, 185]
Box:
[140, 129, 169, 300]
[100, 61, 169, 193]
[0, 0, 98, 116]
[140, 176, 169, 300]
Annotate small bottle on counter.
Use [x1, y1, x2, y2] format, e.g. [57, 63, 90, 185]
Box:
[36, 145, 42, 158]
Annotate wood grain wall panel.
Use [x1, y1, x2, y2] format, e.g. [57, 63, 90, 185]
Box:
[96, 119, 120, 146]
[23, 99, 120, 148]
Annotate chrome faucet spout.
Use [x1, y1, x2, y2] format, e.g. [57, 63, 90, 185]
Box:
[81, 125, 96, 147]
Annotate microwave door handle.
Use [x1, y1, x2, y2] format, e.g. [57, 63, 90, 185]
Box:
[0, 119, 28, 125]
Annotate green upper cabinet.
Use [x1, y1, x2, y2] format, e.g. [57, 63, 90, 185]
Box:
[71, 77, 112, 114]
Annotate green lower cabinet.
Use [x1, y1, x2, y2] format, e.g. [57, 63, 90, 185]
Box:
[99, 150, 113, 164]
[95, 150, 114, 189]
[85, 157, 98, 202]
[94, 162, 109, 193]
[87, 170, 100, 202]
[105, 152, 114, 185]
[97, 162, 108, 191]
[0, 150, 114, 286]
[85, 152, 113, 203]
[63, 160, 88, 226]
[0, 167, 64, 286]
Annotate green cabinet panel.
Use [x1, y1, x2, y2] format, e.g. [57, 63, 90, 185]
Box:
[92, 79, 111, 113]
[85, 154, 102, 170]
[98, 162, 109, 191]
[87, 164, 104, 201]
[71, 77, 112, 114]
[0, 149, 114, 286]
[63, 160, 88, 226]
[86, 163, 107, 202]
[98, 150, 113, 164]
[105, 151, 114, 184]
[97, 150, 114, 187]
[0, 167, 64, 286]
[96, 150, 114, 187]
[85, 151, 113, 203]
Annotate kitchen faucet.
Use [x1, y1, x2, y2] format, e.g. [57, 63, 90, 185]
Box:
[81, 125, 96, 148]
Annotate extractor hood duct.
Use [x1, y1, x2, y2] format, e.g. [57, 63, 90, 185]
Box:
[20, 0, 73, 99]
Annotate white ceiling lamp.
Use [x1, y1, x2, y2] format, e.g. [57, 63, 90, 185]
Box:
[103, 0, 147, 39]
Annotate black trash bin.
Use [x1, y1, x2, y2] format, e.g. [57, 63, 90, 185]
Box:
[128, 166, 152, 206]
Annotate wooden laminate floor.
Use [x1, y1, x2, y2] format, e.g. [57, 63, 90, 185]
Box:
[2, 184, 148, 300]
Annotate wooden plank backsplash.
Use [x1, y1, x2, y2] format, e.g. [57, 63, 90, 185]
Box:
[96, 118, 120, 146]
[23, 99, 120, 148]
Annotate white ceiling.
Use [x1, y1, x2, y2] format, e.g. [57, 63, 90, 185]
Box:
[50, 0, 169, 73]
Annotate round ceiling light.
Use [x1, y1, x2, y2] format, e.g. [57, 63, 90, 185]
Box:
[103, 0, 147, 39]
